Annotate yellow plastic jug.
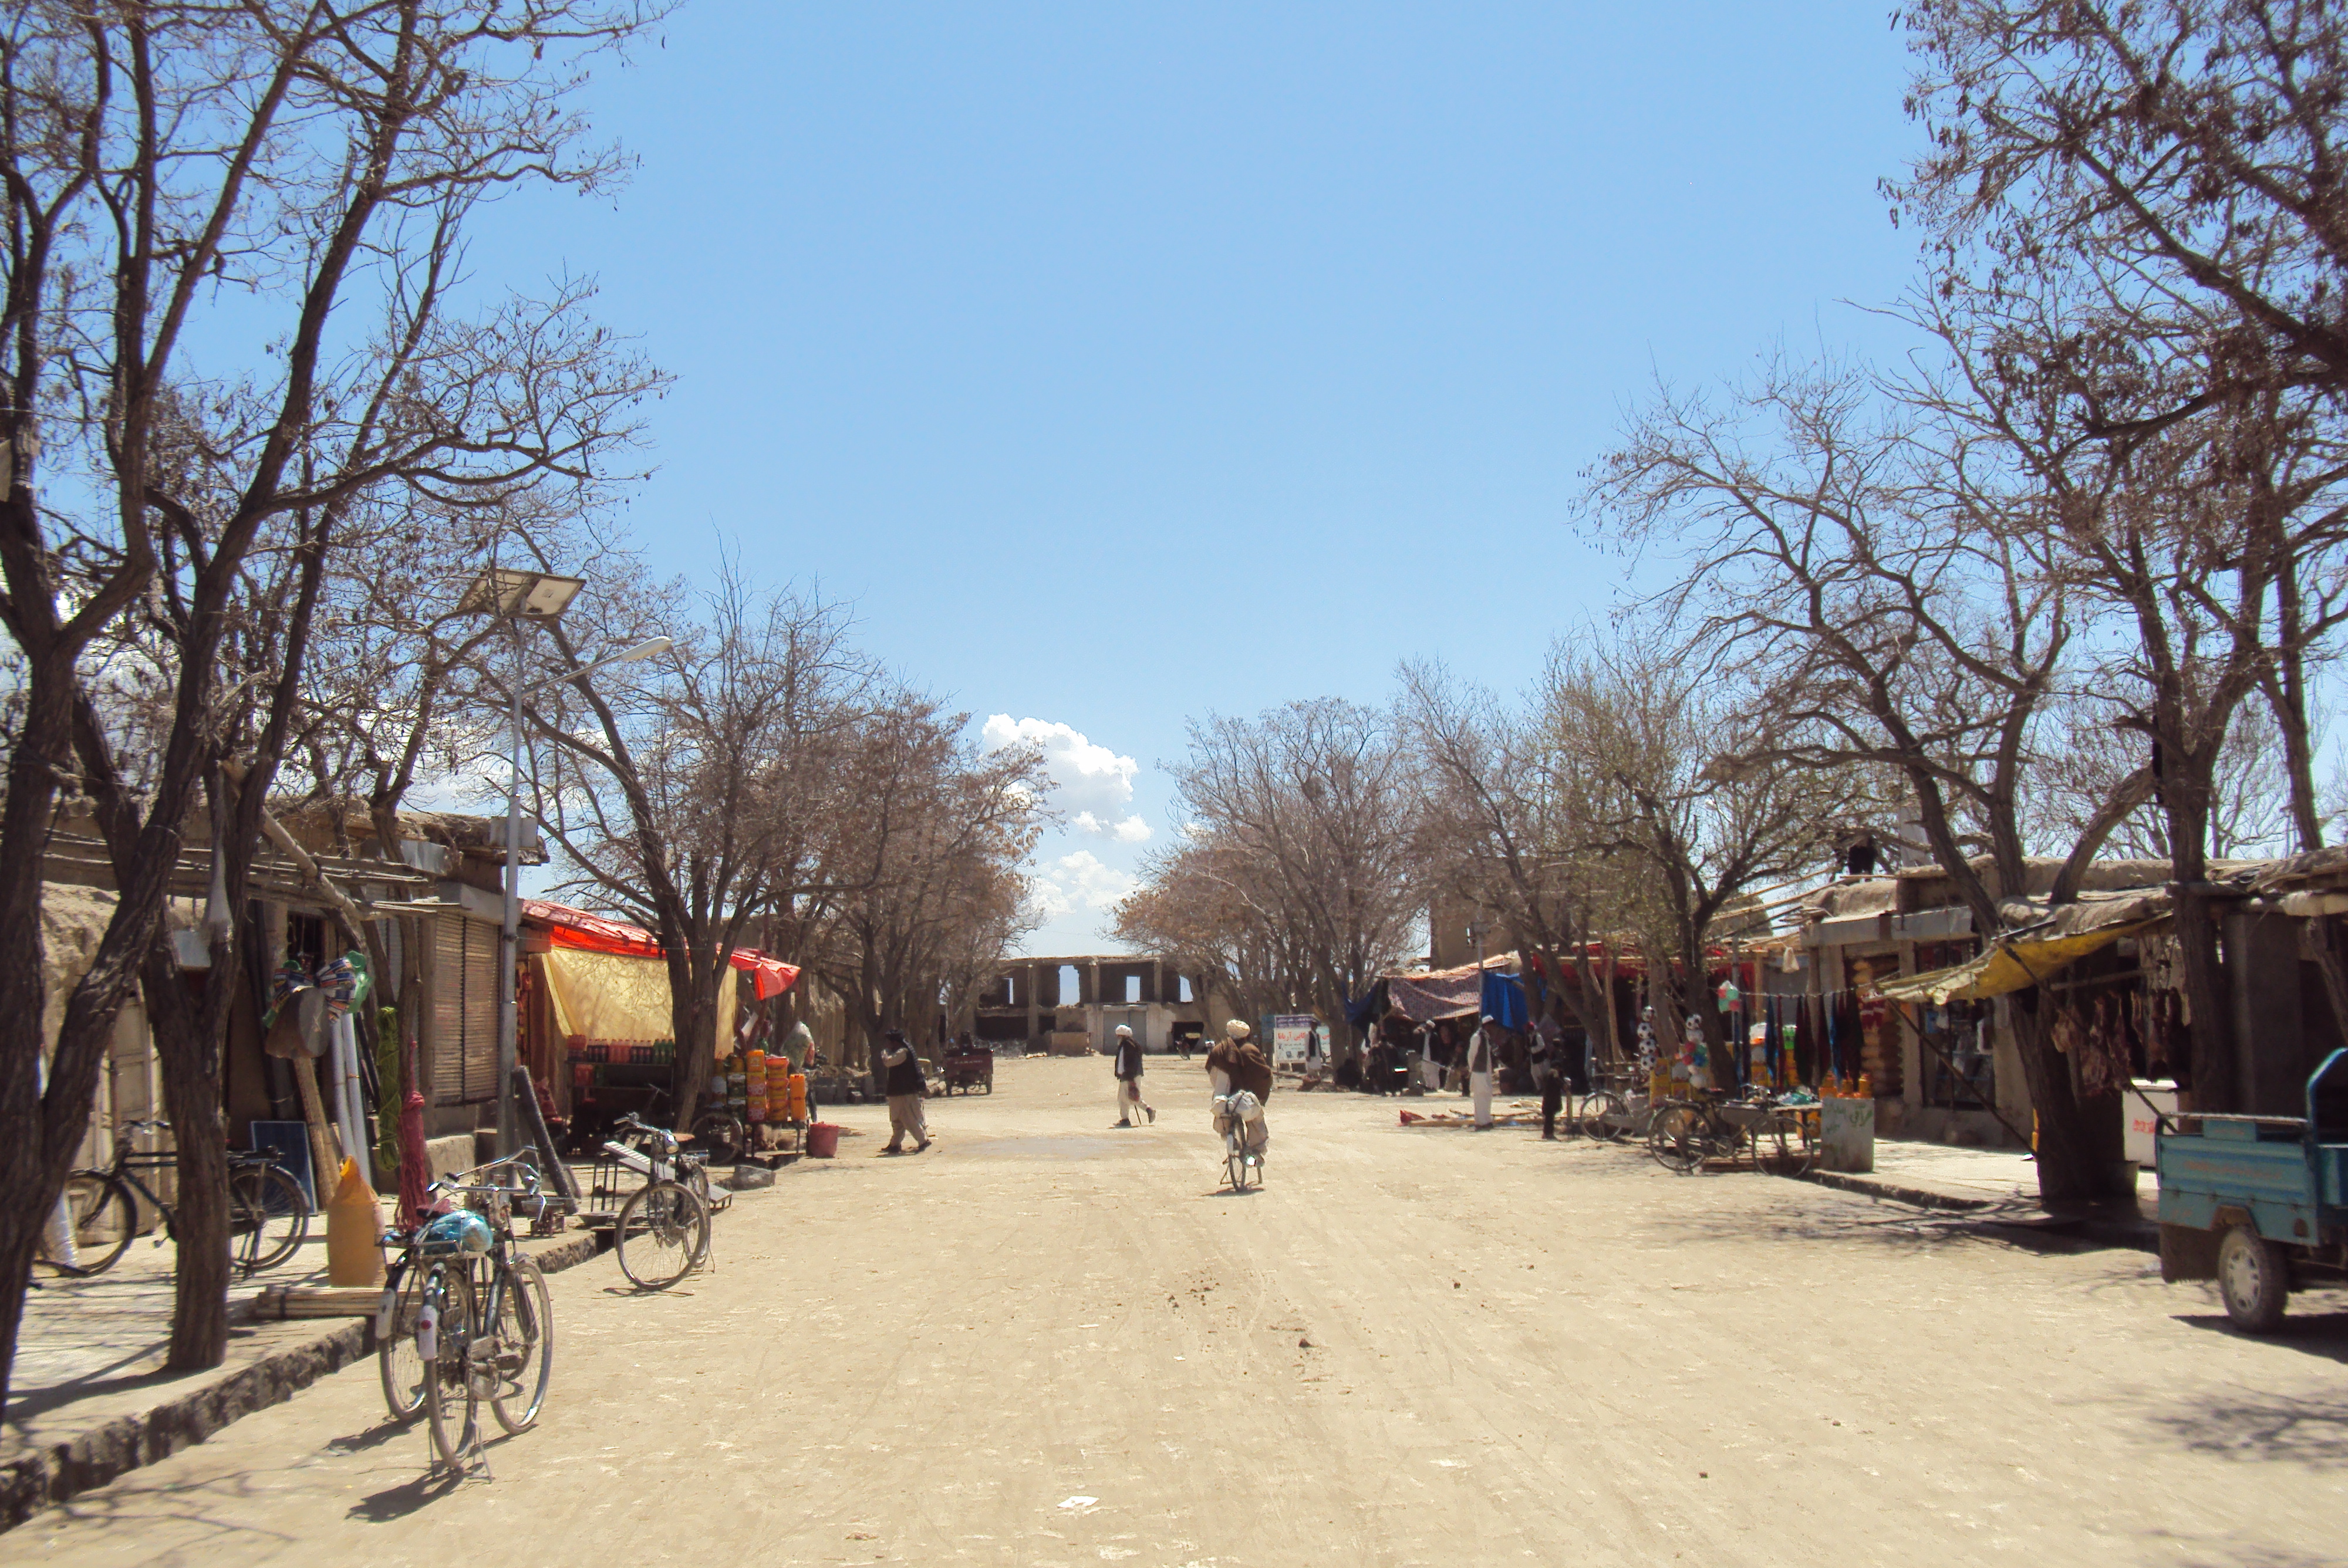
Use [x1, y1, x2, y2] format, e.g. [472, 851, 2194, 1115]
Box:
[326, 1155, 386, 1287]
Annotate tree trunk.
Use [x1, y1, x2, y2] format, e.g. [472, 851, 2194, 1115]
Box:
[141, 944, 237, 1371]
[2005, 991, 2128, 1201]
[667, 948, 724, 1135]
[2265, 550, 2325, 853]
[2161, 751, 2238, 1113]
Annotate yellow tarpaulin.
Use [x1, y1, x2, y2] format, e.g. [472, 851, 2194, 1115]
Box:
[536, 949, 737, 1059]
[1873, 921, 2157, 1005]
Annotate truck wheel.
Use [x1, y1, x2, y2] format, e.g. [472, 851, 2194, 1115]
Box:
[2217, 1224, 2290, 1332]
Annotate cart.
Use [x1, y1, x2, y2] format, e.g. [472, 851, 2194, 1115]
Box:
[2157, 1047, 2348, 1331]
[942, 1043, 994, 1094]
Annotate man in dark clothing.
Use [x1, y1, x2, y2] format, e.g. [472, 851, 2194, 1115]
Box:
[880, 1028, 930, 1153]
[1112, 1023, 1155, 1126]
[1204, 1019, 1273, 1170]
[1204, 1022, 1274, 1101]
[1530, 1013, 1566, 1140]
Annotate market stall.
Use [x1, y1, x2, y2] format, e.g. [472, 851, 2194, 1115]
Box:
[521, 900, 799, 1152]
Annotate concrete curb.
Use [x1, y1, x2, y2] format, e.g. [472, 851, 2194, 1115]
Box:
[1, 1227, 606, 1532]
[1796, 1170, 2160, 1254]
[1798, 1168, 1994, 1213]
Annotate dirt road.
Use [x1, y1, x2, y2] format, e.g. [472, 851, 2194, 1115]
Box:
[17, 1055, 2345, 1566]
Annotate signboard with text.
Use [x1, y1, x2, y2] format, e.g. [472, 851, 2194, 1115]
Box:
[1271, 1015, 1318, 1067]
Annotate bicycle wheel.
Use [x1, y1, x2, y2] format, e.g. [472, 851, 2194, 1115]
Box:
[690, 1111, 744, 1165]
[1578, 1091, 1627, 1141]
[41, 1171, 137, 1276]
[489, 1253, 554, 1434]
[420, 1265, 479, 1469]
[378, 1262, 428, 1424]
[228, 1165, 311, 1275]
[1770, 1114, 1819, 1177]
[615, 1180, 709, 1290]
[1649, 1106, 1708, 1174]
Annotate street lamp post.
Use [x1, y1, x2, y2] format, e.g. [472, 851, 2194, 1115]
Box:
[464, 560, 677, 1158]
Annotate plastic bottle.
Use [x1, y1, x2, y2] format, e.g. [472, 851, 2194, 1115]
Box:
[1857, 1072, 1873, 1099]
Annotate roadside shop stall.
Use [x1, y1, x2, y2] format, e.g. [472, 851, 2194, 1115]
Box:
[520, 900, 800, 1155]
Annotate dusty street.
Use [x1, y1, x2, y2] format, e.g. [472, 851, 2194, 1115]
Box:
[17, 1055, 2345, 1567]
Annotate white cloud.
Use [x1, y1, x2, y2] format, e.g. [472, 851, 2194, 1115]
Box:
[1027, 849, 1136, 917]
[983, 714, 1138, 816]
[1071, 809, 1153, 844]
[1024, 877, 1074, 922]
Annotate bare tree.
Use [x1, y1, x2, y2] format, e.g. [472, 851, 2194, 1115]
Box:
[1399, 660, 1632, 1057]
[1115, 833, 1317, 1029]
[528, 571, 877, 1130]
[801, 696, 1046, 1079]
[1140, 700, 1421, 1046]
[1538, 634, 1855, 1077]
[1585, 359, 2147, 1198]
[1892, 0, 2348, 850]
[0, 0, 667, 1403]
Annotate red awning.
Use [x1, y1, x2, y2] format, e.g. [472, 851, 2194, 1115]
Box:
[522, 900, 799, 999]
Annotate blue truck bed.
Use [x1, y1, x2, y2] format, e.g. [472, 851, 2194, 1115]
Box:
[2155, 1049, 2348, 1322]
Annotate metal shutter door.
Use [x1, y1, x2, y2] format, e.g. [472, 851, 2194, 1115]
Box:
[462, 923, 498, 1103]
[431, 915, 467, 1105]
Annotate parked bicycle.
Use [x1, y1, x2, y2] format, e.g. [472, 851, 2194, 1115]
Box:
[379, 1154, 555, 1471]
[378, 1152, 551, 1430]
[1649, 1089, 1818, 1176]
[605, 1111, 714, 1290]
[1575, 1067, 1650, 1141]
[38, 1119, 310, 1278]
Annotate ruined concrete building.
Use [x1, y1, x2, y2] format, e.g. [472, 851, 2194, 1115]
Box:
[962, 955, 1229, 1055]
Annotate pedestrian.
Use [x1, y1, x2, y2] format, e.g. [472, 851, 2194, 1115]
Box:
[1469, 1015, 1499, 1128]
[1530, 1012, 1565, 1140]
[1112, 1023, 1156, 1126]
[880, 1028, 930, 1154]
[781, 1019, 815, 1072]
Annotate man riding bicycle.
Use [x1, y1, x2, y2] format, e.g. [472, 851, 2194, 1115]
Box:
[1204, 1019, 1273, 1171]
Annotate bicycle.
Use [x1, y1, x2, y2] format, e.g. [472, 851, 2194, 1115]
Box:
[396, 1158, 556, 1471]
[1649, 1089, 1819, 1177]
[41, 1119, 310, 1278]
[606, 1111, 713, 1290]
[379, 1153, 552, 1430]
[1215, 1093, 1263, 1192]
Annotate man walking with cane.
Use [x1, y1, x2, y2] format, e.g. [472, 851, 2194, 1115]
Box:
[1112, 1023, 1155, 1126]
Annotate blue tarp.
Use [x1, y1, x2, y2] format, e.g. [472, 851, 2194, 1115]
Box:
[1480, 969, 1527, 1030]
[1345, 981, 1385, 1031]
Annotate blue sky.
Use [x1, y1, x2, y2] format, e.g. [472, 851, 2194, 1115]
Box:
[467, 2, 1928, 953]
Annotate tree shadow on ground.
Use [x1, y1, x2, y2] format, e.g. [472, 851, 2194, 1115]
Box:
[1633, 1192, 2087, 1259]
[2131, 1380, 2348, 1465]
[2144, 1538, 2348, 1568]
[41, 1466, 303, 1547]
[2, 1363, 176, 1429]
